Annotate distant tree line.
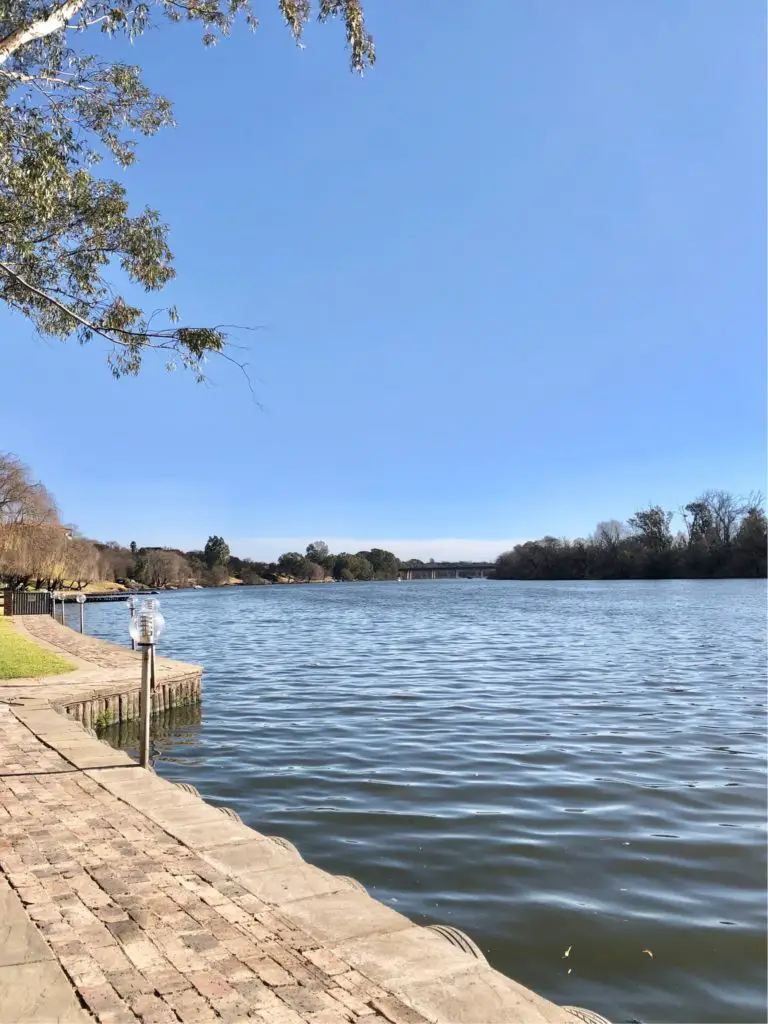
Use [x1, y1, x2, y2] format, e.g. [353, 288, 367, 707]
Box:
[3, 452, 764, 593]
[273, 543, 400, 582]
[493, 491, 767, 581]
[91, 538, 403, 588]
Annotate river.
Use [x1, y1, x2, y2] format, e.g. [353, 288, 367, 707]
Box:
[79, 578, 766, 1024]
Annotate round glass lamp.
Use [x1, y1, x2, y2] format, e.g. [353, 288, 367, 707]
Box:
[129, 599, 165, 645]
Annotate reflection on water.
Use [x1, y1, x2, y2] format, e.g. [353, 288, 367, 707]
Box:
[100, 703, 203, 763]
[86, 579, 768, 1024]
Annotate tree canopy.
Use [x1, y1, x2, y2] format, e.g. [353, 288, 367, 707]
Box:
[203, 534, 230, 568]
[0, 0, 373, 378]
[494, 491, 767, 581]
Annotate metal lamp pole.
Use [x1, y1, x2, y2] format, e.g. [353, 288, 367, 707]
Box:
[75, 593, 86, 633]
[127, 597, 136, 650]
[129, 599, 165, 770]
[139, 638, 152, 768]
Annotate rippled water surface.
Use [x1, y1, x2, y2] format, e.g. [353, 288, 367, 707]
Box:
[88, 579, 767, 1024]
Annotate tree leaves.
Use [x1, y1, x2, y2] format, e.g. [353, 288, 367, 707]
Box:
[0, 1, 373, 378]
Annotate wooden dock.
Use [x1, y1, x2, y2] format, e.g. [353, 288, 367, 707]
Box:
[0, 618, 610, 1024]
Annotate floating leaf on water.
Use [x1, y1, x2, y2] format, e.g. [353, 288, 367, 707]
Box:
[562, 946, 572, 959]
[642, 949, 654, 958]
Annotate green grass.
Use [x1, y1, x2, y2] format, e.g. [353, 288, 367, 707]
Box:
[0, 618, 76, 679]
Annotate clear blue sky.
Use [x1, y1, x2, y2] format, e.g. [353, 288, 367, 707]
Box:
[2, 1, 765, 561]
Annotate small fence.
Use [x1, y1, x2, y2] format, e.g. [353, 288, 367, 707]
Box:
[2, 590, 53, 616]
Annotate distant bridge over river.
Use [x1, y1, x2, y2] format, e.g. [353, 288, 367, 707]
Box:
[398, 562, 495, 580]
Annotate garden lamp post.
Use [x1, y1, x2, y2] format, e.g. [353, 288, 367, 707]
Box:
[75, 593, 86, 633]
[127, 596, 136, 650]
[129, 598, 165, 769]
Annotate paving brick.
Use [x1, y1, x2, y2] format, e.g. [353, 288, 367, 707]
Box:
[92, 945, 134, 974]
[243, 956, 293, 988]
[78, 982, 125, 1015]
[182, 931, 221, 953]
[108, 918, 144, 944]
[98, 905, 132, 924]
[169, 988, 218, 1022]
[107, 968, 154, 1000]
[186, 968, 238, 1002]
[141, 966, 192, 995]
[327, 986, 371, 1017]
[129, 993, 177, 1023]
[304, 949, 350, 977]
[279, 986, 338, 1016]
[122, 939, 165, 971]
[232, 976, 271, 1004]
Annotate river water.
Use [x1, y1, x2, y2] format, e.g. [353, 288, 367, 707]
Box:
[84, 579, 766, 1024]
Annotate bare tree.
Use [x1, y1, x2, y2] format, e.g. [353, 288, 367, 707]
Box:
[0, 452, 58, 526]
[134, 548, 188, 588]
[593, 520, 626, 548]
[65, 538, 103, 590]
[701, 490, 746, 546]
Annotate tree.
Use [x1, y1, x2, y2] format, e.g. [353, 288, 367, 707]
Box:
[239, 560, 269, 585]
[64, 537, 102, 589]
[0, 453, 66, 588]
[627, 506, 674, 551]
[682, 499, 716, 548]
[96, 540, 133, 580]
[204, 535, 230, 569]
[332, 552, 373, 580]
[207, 563, 229, 586]
[732, 500, 767, 578]
[0, 2, 373, 379]
[357, 547, 399, 579]
[306, 541, 329, 563]
[705, 490, 745, 547]
[134, 547, 188, 587]
[276, 551, 306, 578]
[307, 560, 326, 581]
[0, 452, 58, 526]
[593, 520, 626, 549]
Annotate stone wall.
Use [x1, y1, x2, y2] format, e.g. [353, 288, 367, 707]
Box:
[57, 672, 201, 729]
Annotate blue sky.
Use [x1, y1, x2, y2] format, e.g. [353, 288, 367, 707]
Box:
[2, 1, 765, 561]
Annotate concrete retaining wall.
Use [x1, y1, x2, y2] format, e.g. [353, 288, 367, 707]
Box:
[58, 671, 201, 728]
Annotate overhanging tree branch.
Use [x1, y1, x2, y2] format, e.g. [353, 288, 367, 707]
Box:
[0, 1, 374, 383]
[0, 258, 220, 353]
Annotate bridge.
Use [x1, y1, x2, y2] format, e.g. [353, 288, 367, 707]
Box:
[398, 562, 495, 580]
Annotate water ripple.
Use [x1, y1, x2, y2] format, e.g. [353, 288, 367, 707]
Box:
[90, 578, 768, 1024]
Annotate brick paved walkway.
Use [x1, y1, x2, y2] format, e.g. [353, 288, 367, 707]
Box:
[0, 705, 425, 1024]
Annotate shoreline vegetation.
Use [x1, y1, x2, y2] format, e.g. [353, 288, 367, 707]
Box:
[1, 453, 765, 597]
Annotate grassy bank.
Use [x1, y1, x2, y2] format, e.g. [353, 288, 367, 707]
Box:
[0, 618, 76, 679]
